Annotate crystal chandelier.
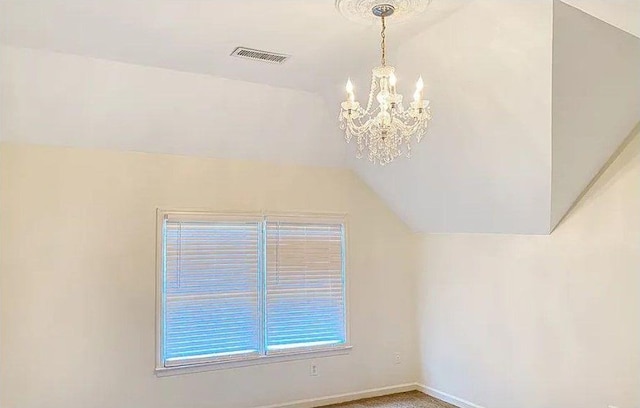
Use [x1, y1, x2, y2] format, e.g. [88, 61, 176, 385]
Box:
[339, 4, 432, 165]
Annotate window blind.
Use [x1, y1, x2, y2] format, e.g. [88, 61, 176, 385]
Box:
[163, 219, 261, 365]
[265, 221, 346, 351]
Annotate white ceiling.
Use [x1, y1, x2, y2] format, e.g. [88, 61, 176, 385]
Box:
[1, 0, 639, 234]
[561, 0, 640, 38]
[351, 0, 554, 234]
[0, 46, 346, 167]
[552, 0, 640, 229]
[0, 0, 469, 93]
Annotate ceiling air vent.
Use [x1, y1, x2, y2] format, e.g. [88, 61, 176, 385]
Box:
[230, 47, 290, 64]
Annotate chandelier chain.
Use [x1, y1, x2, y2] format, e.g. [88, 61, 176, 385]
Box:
[380, 16, 386, 67]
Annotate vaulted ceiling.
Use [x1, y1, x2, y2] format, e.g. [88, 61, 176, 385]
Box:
[1, 0, 639, 234]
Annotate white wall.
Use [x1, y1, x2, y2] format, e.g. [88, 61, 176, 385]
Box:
[0, 143, 418, 408]
[416, 132, 640, 408]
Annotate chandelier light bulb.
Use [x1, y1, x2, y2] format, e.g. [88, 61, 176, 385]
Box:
[346, 78, 355, 103]
[413, 89, 421, 103]
[416, 76, 424, 92]
[346, 78, 354, 93]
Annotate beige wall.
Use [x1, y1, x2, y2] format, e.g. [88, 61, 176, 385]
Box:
[0, 143, 418, 408]
[416, 133, 640, 408]
[3, 133, 638, 408]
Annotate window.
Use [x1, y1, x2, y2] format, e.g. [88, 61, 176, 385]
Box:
[156, 211, 349, 372]
[265, 221, 346, 351]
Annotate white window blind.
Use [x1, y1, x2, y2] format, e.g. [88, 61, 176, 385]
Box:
[163, 219, 261, 366]
[158, 212, 348, 370]
[265, 221, 346, 351]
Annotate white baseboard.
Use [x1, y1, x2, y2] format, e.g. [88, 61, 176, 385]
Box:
[415, 384, 486, 408]
[253, 382, 486, 408]
[254, 383, 417, 408]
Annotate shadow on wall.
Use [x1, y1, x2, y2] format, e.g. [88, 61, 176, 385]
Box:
[556, 122, 640, 230]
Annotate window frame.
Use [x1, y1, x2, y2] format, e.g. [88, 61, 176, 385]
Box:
[155, 210, 351, 376]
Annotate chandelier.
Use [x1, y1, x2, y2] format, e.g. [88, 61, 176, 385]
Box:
[339, 3, 432, 165]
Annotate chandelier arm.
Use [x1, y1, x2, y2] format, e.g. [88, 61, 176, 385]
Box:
[344, 114, 366, 131]
[387, 116, 427, 141]
[345, 117, 375, 136]
[397, 117, 426, 134]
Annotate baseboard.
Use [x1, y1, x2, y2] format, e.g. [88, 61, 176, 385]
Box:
[254, 383, 417, 408]
[415, 384, 486, 408]
[253, 382, 486, 408]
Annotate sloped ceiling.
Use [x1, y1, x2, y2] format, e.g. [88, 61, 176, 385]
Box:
[350, 1, 553, 234]
[561, 0, 640, 38]
[1, 0, 639, 234]
[551, 0, 640, 229]
[0, 46, 345, 166]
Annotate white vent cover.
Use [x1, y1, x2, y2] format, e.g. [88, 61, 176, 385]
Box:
[230, 47, 290, 64]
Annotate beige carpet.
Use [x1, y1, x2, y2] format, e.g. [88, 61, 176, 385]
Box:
[321, 391, 458, 408]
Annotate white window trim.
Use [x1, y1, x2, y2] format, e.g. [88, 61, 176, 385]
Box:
[155, 209, 351, 376]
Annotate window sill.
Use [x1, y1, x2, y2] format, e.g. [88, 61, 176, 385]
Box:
[155, 345, 352, 377]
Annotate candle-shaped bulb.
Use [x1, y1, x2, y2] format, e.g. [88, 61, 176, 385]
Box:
[389, 73, 397, 87]
[416, 76, 424, 91]
[346, 78, 354, 94]
[413, 89, 421, 103]
[346, 78, 355, 102]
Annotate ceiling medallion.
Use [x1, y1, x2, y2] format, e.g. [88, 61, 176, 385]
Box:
[338, 3, 432, 165]
[335, 0, 431, 25]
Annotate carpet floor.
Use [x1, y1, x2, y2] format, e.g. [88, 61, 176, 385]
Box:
[321, 391, 458, 408]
